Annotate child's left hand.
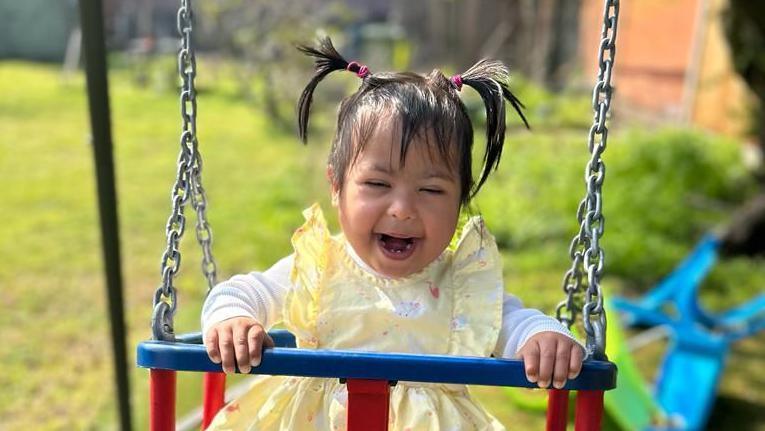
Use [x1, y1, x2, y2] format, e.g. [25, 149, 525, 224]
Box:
[517, 332, 584, 389]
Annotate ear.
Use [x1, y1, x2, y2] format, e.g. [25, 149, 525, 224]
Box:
[327, 165, 340, 207]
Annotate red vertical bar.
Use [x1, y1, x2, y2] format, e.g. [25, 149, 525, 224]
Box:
[546, 389, 569, 431]
[346, 379, 390, 431]
[574, 390, 604, 431]
[202, 372, 226, 429]
[150, 369, 176, 431]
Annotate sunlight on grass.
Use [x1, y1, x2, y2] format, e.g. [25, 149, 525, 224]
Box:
[2, 61, 764, 430]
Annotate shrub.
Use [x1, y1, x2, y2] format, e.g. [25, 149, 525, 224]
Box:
[476, 127, 758, 289]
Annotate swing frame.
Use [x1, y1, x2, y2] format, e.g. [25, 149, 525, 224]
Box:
[127, 0, 623, 429]
[76, 0, 620, 427]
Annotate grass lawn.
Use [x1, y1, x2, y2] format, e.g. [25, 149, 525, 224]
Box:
[1, 61, 764, 430]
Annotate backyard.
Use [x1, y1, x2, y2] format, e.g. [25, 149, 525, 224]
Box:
[1, 61, 764, 430]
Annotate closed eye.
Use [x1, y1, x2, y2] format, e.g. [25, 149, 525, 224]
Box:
[364, 180, 389, 188]
[420, 188, 444, 194]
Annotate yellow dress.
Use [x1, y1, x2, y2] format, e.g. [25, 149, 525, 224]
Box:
[206, 204, 506, 430]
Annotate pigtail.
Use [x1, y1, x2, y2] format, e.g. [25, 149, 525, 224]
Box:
[459, 59, 529, 195]
[296, 37, 352, 143]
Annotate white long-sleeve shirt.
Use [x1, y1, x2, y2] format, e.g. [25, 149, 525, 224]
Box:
[202, 251, 580, 358]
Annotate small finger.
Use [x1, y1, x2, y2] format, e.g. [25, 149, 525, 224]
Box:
[569, 345, 584, 379]
[552, 341, 572, 389]
[234, 324, 251, 374]
[218, 330, 236, 374]
[537, 341, 556, 389]
[520, 341, 540, 384]
[204, 330, 221, 364]
[248, 325, 265, 367]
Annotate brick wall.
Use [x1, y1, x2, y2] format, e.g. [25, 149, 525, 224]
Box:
[579, 0, 753, 136]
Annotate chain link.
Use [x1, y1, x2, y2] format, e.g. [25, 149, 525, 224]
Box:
[557, 0, 619, 360]
[152, 0, 218, 341]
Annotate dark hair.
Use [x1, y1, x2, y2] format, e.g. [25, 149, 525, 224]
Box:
[297, 37, 528, 206]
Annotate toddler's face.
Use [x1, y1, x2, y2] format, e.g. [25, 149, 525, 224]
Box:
[332, 120, 461, 278]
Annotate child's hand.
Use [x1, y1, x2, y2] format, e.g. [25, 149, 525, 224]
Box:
[204, 317, 274, 374]
[517, 332, 584, 389]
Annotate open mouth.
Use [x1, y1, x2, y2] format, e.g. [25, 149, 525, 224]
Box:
[378, 234, 416, 260]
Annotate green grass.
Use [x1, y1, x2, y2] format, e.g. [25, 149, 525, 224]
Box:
[1, 60, 764, 430]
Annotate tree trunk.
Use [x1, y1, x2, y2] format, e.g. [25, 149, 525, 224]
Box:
[724, 0, 765, 159]
[718, 0, 765, 258]
[719, 194, 765, 257]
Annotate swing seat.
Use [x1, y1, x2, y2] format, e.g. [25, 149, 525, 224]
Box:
[610, 235, 765, 430]
[137, 331, 617, 431]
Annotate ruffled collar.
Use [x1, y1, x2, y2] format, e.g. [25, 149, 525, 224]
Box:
[302, 203, 488, 288]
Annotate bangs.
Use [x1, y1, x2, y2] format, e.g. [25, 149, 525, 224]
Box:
[330, 71, 474, 204]
[337, 73, 472, 195]
[344, 105, 460, 173]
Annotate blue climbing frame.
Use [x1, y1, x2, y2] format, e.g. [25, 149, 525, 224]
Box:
[611, 234, 765, 430]
[137, 330, 617, 430]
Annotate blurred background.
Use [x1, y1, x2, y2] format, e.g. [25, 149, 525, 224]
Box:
[1, 0, 764, 430]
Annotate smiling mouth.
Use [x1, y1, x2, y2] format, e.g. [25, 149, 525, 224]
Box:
[378, 234, 416, 260]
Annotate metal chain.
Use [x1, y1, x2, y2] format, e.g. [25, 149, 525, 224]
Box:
[152, 0, 218, 341]
[190, 154, 218, 289]
[557, 0, 619, 360]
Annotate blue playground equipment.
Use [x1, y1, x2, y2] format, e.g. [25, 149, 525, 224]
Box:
[608, 234, 765, 431]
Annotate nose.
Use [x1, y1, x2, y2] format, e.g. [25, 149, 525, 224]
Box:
[387, 190, 417, 220]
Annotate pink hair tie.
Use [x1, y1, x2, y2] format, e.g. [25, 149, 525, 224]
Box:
[450, 74, 463, 91]
[347, 61, 370, 78]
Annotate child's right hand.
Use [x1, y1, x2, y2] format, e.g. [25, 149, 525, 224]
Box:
[204, 317, 274, 374]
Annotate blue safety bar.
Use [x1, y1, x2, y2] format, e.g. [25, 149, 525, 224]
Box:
[138, 330, 617, 391]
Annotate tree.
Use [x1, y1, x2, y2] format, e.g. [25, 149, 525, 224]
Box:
[720, 0, 765, 256]
[724, 0, 765, 170]
[197, 0, 354, 129]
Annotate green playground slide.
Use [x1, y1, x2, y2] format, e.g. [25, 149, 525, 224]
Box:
[604, 300, 665, 430]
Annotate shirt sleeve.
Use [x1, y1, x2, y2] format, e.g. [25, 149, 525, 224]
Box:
[200, 254, 294, 336]
[494, 293, 584, 358]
